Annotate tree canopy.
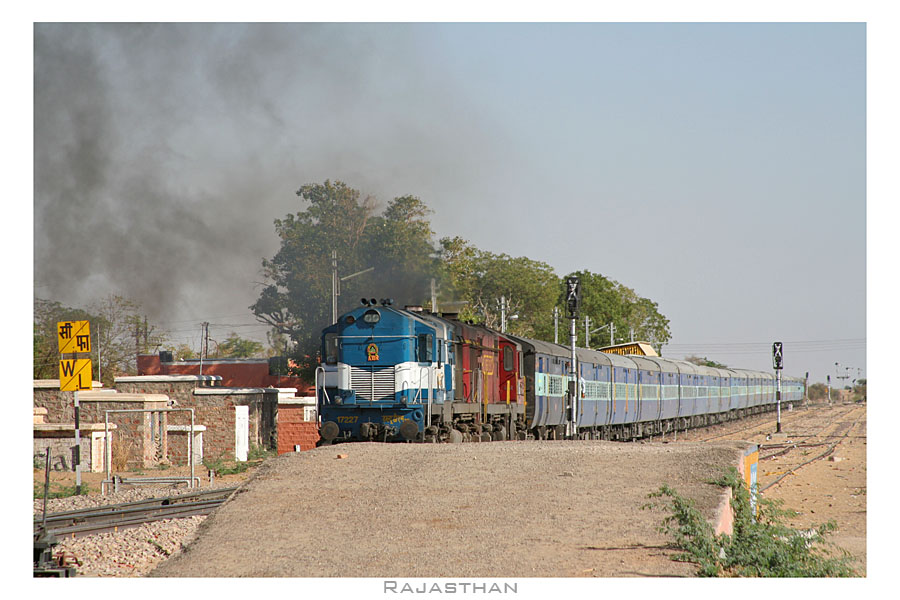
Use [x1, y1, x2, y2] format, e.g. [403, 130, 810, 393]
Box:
[216, 332, 264, 358]
[553, 270, 671, 352]
[34, 295, 166, 387]
[251, 181, 672, 363]
[251, 180, 441, 361]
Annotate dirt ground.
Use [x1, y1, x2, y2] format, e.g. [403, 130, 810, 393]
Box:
[35, 403, 866, 578]
[150, 440, 750, 578]
[675, 402, 867, 574]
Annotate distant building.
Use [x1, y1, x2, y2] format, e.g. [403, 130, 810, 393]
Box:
[598, 342, 659, 357]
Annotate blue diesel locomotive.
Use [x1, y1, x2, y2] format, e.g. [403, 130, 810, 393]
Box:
[316, 300, 804, 444]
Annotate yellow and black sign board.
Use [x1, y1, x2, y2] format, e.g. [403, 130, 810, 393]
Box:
[59, 358, 93, 391]
[58, 320, 91, 354]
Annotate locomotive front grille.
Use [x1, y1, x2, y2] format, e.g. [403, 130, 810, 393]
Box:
[350, 366, 396, 402]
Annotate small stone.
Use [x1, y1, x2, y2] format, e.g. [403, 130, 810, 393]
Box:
[336, 454, 348, 459]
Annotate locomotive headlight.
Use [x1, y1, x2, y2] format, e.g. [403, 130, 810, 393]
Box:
[362, 309, 381, 324]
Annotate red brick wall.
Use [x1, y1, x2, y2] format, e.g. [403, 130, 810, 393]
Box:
[167, 430, 201, 466]
[137, 354, 313, 391]
[277, 405, 320, 453]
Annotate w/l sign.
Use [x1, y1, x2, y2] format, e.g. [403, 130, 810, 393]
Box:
[59, 358, 93, 391]
[773, 342, 783, 370]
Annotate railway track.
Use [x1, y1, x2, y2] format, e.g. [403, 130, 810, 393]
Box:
[694, 403, 858, 444]
[34, 486, 239, 539]
[757, 405, 865, 492]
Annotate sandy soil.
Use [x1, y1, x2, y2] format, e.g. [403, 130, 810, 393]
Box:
[36, 403, 865, 578]
[676, 402, 867, 574]
[151, 440, 750, 577]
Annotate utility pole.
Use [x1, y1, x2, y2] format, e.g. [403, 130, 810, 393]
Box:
[630, 327, 634, 343]
[610, 322, 615, 346]
[331, 250, 374, 323]
[97, 322, 102, 385]
[804, 371, 809, 409]
[773, 342, 783, 433]
[553, 306, 559, 344]
[584, 315, 590, 348]
[565, 277, 581, 439]
[431, 278, 437, 313]
[200, 322, 209, 376]
[332, 250, 338, 324]
[500, 295, 507, 333]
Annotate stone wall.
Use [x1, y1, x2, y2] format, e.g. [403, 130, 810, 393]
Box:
[115, 377, 278, 461]
[167, 425, 205, 465]
[33, 386, 169, 470]
[176, 388, 278, 460]
[33, 424, 115, 473]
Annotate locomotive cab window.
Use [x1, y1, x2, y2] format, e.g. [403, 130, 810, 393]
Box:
[324, 333, 338, 365]
[417, 334, 434, 363]
[503, 346, 513, 371]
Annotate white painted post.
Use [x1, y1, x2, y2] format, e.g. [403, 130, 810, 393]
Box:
[235, 406, 249, 461]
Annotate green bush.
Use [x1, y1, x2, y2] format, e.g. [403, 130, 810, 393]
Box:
[643, 468, 857, 577]
[202, 445, 273, 476]
[33, 482, 91, 500]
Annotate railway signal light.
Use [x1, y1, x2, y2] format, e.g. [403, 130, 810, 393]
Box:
[565, 276, 581, 318]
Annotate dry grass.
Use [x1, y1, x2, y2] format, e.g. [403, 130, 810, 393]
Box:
[111, 436, 134, 472]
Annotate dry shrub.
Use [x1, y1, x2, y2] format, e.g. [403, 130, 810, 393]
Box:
[111, 436, 134, 472]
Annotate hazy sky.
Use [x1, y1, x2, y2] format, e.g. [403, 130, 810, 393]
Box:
[32, 22, 866, 384]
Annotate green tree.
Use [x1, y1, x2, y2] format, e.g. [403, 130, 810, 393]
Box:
[808, 382, 829, 401]
[34, 295, 166, 387]
[165, 343, 197, 361]
[557, 270, 671, 351]
[216, 332, 264, 358]
[685, 355, 729, 369]
[33, 298, 96, 380]
[851, 378, 866, 402]
[437, 237, 558, 338]
[251, 181, 441, 364]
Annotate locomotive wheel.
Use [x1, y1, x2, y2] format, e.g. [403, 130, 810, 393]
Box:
[480, 432, 492, 442]
[447, 429, 463, 444]
[492, 426, 507, 441]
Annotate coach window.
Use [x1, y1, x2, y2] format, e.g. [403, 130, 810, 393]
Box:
[324, 333, 338, 365]
[503, 346, 514, 372]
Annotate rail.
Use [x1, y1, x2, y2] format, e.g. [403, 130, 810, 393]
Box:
[35, 486, 239, 539]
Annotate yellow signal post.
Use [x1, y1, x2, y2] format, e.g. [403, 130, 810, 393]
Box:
[58, 320, 92, 354]
[59, 358, 93, 391]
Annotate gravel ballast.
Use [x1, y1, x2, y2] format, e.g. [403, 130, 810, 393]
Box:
[33, 483, 240, 577]
[150, 440, 749, 578]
